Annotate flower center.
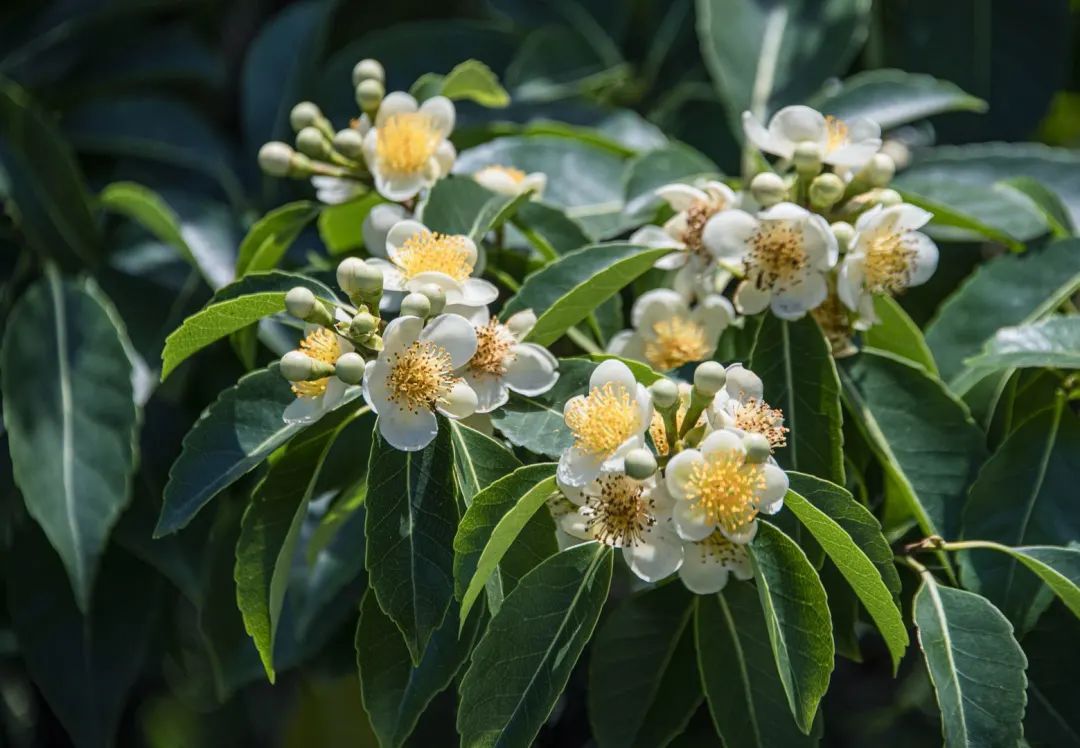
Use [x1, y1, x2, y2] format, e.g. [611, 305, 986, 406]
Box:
[684, 451, 765, 536]
[734, 398, 788, 450]
[565, 382, 641, 457]
[583, 474, 656, 547]
[645, 316, 710, 371]
[690, 529, 751, 567]
[387, 340, 457, 412]
[395, 229, 474, 281]
[680, 200, 723, 254]
[469, 319, 516, 376]
[477, 165, 526, 183]
[811, 288, 856, 357]
[746, 222, 808, 292]
[291, 328, 341, 399]
[375, 112, 441, 175]
[862, 229, 916, 294]
[824, 116, 849, 153]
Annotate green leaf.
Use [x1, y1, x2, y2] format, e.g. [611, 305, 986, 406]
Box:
[748, 522, 834, 734]
[100, 181, 195, 266]
[695, 0, 871, 125]
[1000, 176, 1074, 238]
[448, 419, 521, 504]
[356, 591, 482, 748]
[441, 59, 511, 107]
[512, 201, 591, 255]
[7, 528, 163, 748]
[318, 192, 383, 255]
[964, 316, 1080, 373]
[160, 271, 338, 379]
[749, 315, 844, 485]
[490, 358, 595, 458]
[863, 296, 938, 375]
[623, 143, 720, 218]
[236, 201, 320, 276]
[455, 466, 558, 626]
[235, 406, 359, 681]
[810, 69, 986, 129]
[1022, 604, 1080, 745]
[502, 243, 672, 346]
[959, 401, 1080, 630]
[913, 577, 1027, 748]
[589, 584, 701, 748]
[783, 473, 908, 670]
[696, 585, 819, 748]
[421, 176, 530, 241]
[365, 424, 458, 664]
[966, 544, 1080, 624]
[458, 543, 613, 748]
[587, 353, 663, 384]
[2, 272, 138, 611]
[839, 350, 987, 539]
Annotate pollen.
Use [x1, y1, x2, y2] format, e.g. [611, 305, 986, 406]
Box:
[811, 289, 857, 358]
[386, 340, 457, 412]
[684, 451, 765, 537]
[680, 198, 727, 253]
[395, 229, 474, 281]
[746, 222, 808, 292]
[565, 382, 641, 457]
[824, 116, 849, 153]
[862, 229, 916, 294]
[469, 319, 516, 376]
[477, 165, 526, 183]
[375, 112, 441, 175]
[583, 474, 656, 547]
[733, 398, 788, 450]
[645, 316, 710, 371]
[291, 328, 341, 399]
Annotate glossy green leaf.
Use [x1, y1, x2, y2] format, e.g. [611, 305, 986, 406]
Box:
[914, 577, 1027, 748]
[439, 59, 510, 107]
[810, 68, 986, 129]
[783, 473, 908, 670]
[840, 350, 987, 539]
[160, 271, 337, 379]
[2, 272, 138, 611]
[1000, 176, 1074, 238]
[448, 419, 521, 504]
[586, 353, 663, 384]
[502, 243, 672, 346]
[589, 584, 701, 748]
[512, 201, 591, 255]
[696, 586, 819, 748]
[965, 316, 1080, 373]
[748, 522, 833, 734]
[966, 544, 1080, 625]
[458, 543, 613, 748]
[236, 200, 319, 276]
[455, 467, 558, 626]
[422, 176, 529, 241]
[318, 192, 383, 254]
[863, 296, 938, 375]
[365, 424, 458, 664]
[1022, 604, 1080, 746]
[623, 142, 720, 218]
[750, 314, 844, 485]
[490, 358, 595, 458]
[100, 181, 195, 266]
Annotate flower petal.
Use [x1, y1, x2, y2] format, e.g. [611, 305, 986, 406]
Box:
[557, 446, 605, 488]
[768, 105, 827, 149]
[589, 358, 637, 393]
[623, 528, 683, 582]
[632, 224, 682, 252]
[665, 449, 703, 500]
[672, 500, 715, 541]
[419, 95, 455, 136]
[699, 428, 746, 459]
[723, 363, 763, 402]
[678, 542, 731, 594]
[656, 183, 708, 212]
[742, 111, 788, 158]
[378, 406, 439, 452]
[771, 272, 827, 320]
[421, 313, 478, 368]
[631, 288, 689, 332]
[734, 280, 771, 315]
[719, 518, 758, 545]
[606, 330, 647, 364]
[363, 203, 408, 258]
[503, 344, 559, 396]
[436, 380, 478, 419]
[906, 231, 939, 287]
[757, 462, 788, 514]
[375, 91, 419, 126]
[382, 315, 424, 356]
[460, 277, 499, 307]
[462, 371, 509, 413]
[283, 394, 323, 424]
[701, 209, 758, 262]
[386, 219, 429, 263]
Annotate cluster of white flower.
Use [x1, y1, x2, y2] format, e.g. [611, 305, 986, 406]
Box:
[552, 358, 789, 594]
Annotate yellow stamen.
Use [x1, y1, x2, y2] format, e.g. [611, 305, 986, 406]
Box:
[683, 450, 765, 537]
[679, 196, 729, 253]
[733, 398, 788, 450]
[387, 340, 457, 412]
[862, 228, 916, 294]
[477, 165, 526, 183]
[746, 222, 808, 292]
[469, 320, 516, 376]
[291, 328, 341, 399]
[824, 116, 849, 153]
[565, 382, 640, 457]
[583, 474, 656, 547]
[395, 230, 474, 281]
[645, 316, 710, 371]
[811, 288, 857, 358]
[375, 112, 441, 176]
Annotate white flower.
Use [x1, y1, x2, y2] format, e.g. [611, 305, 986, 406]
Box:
[362, 314, 478, 451]
[703, 202, 838, 320]
[706, 364, 788, 452]
[311, 176, 365, 205]
[283, 322, 355, 424]
[607, 289, 734, 372]
[837, 204, 939, 327]
[678, 530, 753, 595]
[557, 469, 683, 583]
[362, 92, 456, 201]
[362, 203, 409, 258]
[367, 219, 498, 313]
[665, 429, 788, 544]
[472, 165, 546, 198]
[558, 360, 653, 488]
[742, 105, 882, 169]
[456, 308, 559, 413]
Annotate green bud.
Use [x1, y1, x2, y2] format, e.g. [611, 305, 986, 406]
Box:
[418, 283, 446, 315]
[296, 126, 331, 159]
[792, 141, 824, 176]
[742, 433, 772, 463]
[750, 172, 788, 208]
[863, 153, 895, 188]
[878, 188, 902, 207]
[290, 102, 324, 133]
[809, 173, 845, 210]
[355, 79, 385, 114]
[831, 221, 855, 251]
[258, 141, 295, 177]
[693, 361, 727, 397]
[349, 310, 378, 339]
[352, 58, 386, 87]
[334, 352, 366, 385]
[280, 350, 334, 381]
[337, 257, 383, 298]
[624, 448, 658, 480]
[285, 286, 316, 319]
[332, 128, 365, 160]
[649, 378, 679, 410]
[400, 292, 431, 319]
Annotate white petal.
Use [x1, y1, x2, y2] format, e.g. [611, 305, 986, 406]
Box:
[556, 474, 587, 506]
[460, 278, 499, 307]
[374, 170, 427, 202]
[559, 510, 592, 540]
[449, 303, 490, 326]
[691, 294, 734, 344]
[665, 449, 703, 500]
[624, 528, 683, 582]
[768, 105, 827, 149]
[720, 519, 758, 545]
[322, 377, 348, 411]
[407, 271, 465, 304]
[382, 315, 423, 356]
[589, 358, 637, 393]
[606, 330, 647, 364]
[557, 446, 605, 488]
[386, 219, 429, 263]
[701, 210, 757, 262]
[375, 91, 419, 126]
[758, 201, 810, 222]
[631, 288, 689, 331]
[836, 257, 865, 311]
[366, 257, 406, 293]
[847, 117, 881, 142]
[742, 111, 788, 158]
[890, 203, 934, 233]
[311, 176, 362, 205]
[734, 280, 771, 315]
[503, 344, 559, 396]
[906, 231, 939, 287]
[631, 224, 682, 251]
[421, 313, 478, 368]
[505, 309, 537, 340]
[673, 500, 715, 541]
[634, 384, 653, 435]
[362, 203, 408, 258]
[678, 543, 731, 594]
[419, 95, 455, 136]
[362, 359, 390, 414]
[462, 371, 509, 413]
[437, 380, 478, 419]
[771, 272, 827, 320]
[804, 213, 838, 269]
[826, 141, 882, 168]
[654, 248, 689, 269]
[656, 183, 708, 212]
[757, 462, 788, 514]
[702, 180, 737, 207]
[699, 428, 746, 459]
[377, 407, 438, 451]
[434, 141, 456, 176]
[723, 363, 763, 402]
[474, 168, 519, 195]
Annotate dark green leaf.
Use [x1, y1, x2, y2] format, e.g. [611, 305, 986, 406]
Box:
[439, 59, 510, 107]
[863, 296, 938, 375]
[999, 177, 1074, 238]
[236, 201, 320, 276]
[447, 419, 521, 504]
[623, 143, 720, 218]
[512, 201, 591, 255]
[318, 192, 383, 255]
[1023, 604, 1080, 746]
[965, 316, 1080, 373]
[100, 181, 195, 266]
[422, 176, 529, 241]
[810, 68, 986, 129]
[490, 358, 595, 458]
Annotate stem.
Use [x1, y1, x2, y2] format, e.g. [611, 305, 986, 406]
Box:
[566, 326, 601, 354]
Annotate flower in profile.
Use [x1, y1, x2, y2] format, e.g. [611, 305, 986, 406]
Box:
[362, 314, 478, 451]
[742, 105, 882, 169]
[362, 203, 409, 258]
[703, 202, 837, 320]
[678, 530, 753, 594]
[665, 429, 788, 544]
[706, 364, 788, 452]
[457, 309, 559, 413]
[362, 92, 456, 200]
[557, 468, 683, 582]
[282, 323, 355, 424]
[837, 204, 939, 325]
[472, 165, 546, 198]
[558, 360, 653, 488]
[367, 219, 497, 312]
[607, 289, 734, 372]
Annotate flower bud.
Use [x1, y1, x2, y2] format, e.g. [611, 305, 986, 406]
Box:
[881, 140, 911, 170]
[792, 141, 823, 176]
[863, 153, 896, 188]
[831, 221, 855, 251]
[809, 173, 845, 210]
[418, 283, 446, 315]
[258, 141, 295, 177]
[280, 350, 334, 381]
[624, 448, 658, 480]
[289, 102, 323, 133]
[285, 286, 316, 319]
[355, 79, 385, 114]
[332, 128, 365, 160]
[334, 351, 366, 385]
[337, 257, 383, 298]
[693, 361, 727, 397]
[742, 432, 772, 463]
[400, 292, 431, 319]
[352, 58, 386, 87]
[750, 172, 788, 208]
[649, 378, 679, 410]
[296, 126, 331, 160]
[878, 188, 902, 207]
[349, 310, 378, 339]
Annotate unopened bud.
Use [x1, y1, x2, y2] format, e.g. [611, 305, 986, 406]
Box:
[349, 310, 378, 339]
[624, 448, 658, 479]
[280, 350, 334, 381]
[337, 257, 383, 299]
[418, 283, 446, 315]
[258, 141, 295, 177]
[285, 286, 332, 325]
[863, 153, 895, 188]
[693, 361, 727, 397]
[792, 141, 824, 176]
[809, 173, 845, 210]
[334, 352, 366, 385]
[649, 378, 679, 410]
[355, 79, 385, 113]
[750, 172, 788, 208]
[742, 433, 772, 463]
[831, 221, 855, 251]
[290, 102, 324, 133]
[878, 188, 902, 207]
[332, 128, 365, 160]
[400, 292, 431, 319]
[296, 126, 331, 159]
[352, 58, 386, 87]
